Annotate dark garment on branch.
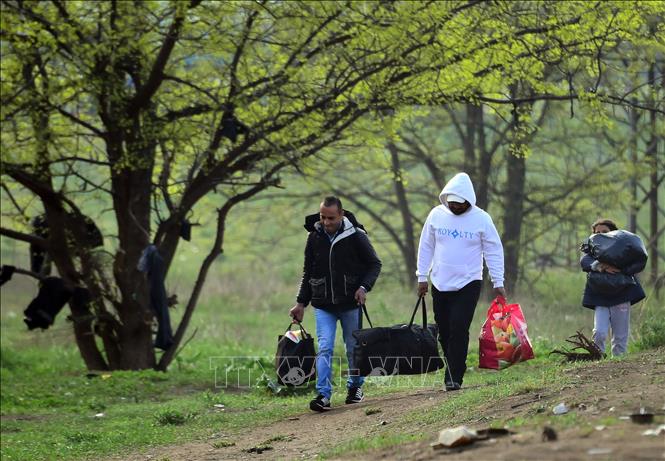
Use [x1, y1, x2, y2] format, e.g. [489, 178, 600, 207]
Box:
[30, 215, 51, 275]
[432, 280, 482, 386]
[24, 277, 73, 330]
[220, 112, 248, 143]
[0, 265, 16, 286]
[29, 213, 104, 275]
[137, 245, 174, 350]
[180, 219, 192, 241]
[79, 215, 104, 248]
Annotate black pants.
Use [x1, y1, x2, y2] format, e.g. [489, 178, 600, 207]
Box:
[432, 280, 482, 385]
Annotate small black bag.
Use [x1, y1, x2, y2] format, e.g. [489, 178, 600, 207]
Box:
[275, 322, 316, 387]
[587, 271, 637, 295]
[352, 298, 444, 377]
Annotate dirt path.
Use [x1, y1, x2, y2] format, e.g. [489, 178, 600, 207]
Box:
[130, 349, 665, 460]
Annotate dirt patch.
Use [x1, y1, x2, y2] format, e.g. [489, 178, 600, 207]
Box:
[359, 349, 665, 461]
[122, 349, 665, 460]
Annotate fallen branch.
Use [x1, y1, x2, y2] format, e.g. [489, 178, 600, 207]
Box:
[549, 330, 605, 362]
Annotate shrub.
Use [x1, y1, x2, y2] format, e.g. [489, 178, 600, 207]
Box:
[632, 293, 665, 351]
[154, 409, 189, 426]
[634, 308, 665, 350]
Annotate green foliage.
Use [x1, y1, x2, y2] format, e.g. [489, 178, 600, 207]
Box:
[319, 433, 420, 459]
[153, 409, 191, 426]
[1, 0, 663, 371]
[64, 431, 101, 444]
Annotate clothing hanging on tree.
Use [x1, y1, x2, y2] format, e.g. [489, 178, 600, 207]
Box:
[137, 245, 174, 350]
[23, 277, 73, 330]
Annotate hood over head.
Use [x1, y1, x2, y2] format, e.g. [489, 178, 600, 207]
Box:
[439, 172, 477, 208]
[304, 210, 366, 233]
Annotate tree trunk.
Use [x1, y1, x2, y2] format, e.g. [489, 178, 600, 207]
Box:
[475, 104, 491, 211]
[503, 152, 526, 294]
[646, 63, 659, 285]
[502, 104, 528, 294]
[628, 104, 639, 233]
[69, 289, 110, 371]
[387, 142, 417, 283]
[463, 104, 478, 178]
[109, 136, 156, 369]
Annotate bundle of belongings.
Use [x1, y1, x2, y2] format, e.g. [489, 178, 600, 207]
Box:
[580, 230, 648, 294]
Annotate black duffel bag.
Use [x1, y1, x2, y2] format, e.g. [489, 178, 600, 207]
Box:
[275, 322, 316, 386]
[581, 230, 648, 272]
[352, 297, 444, 377]
[587, 271, 637, 295]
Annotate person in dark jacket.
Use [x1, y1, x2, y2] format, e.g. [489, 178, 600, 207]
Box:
[290, 196, 381, 412]
[580, 219, 646, 356]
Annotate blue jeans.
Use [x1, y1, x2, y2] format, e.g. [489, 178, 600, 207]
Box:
[314, 307, 365, 399]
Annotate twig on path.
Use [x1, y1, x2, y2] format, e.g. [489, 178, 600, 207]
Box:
[549, 330, 605, 362]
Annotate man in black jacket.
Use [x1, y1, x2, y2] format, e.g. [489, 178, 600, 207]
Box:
[290, 196, 381, 412]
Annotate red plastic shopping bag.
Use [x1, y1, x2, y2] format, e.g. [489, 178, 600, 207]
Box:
[479, 297, 534, 370]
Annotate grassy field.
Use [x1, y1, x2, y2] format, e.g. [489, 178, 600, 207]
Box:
[1, 195, 663, 460]
[1, 258, 663, 461]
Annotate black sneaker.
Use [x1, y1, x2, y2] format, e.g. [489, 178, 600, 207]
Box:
[309, 394, 331, 412]
[345, 387, 364, 404]
[445, 382, 461, 391]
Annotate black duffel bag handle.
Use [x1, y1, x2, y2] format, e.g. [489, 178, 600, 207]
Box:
[361, 297, 427, 331]
[407, 296, 428, 329]
[284, 321, 310, 337]
[360, 303, 374, 329]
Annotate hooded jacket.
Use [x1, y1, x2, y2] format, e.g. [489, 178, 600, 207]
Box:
[416, 173, 504, 291]
[296, 213, 381, 310]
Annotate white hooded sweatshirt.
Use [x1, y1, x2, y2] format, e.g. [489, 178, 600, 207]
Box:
[416, 172, 505, 291]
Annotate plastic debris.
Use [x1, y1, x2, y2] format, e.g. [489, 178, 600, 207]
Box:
[588, 448, 613, 455]
[642, 425, 665, 436]
[94, 413, 105, 418]
[431, 426, 478, 449]
[594, 425, 606, 431]
[552, 403, 569, 415]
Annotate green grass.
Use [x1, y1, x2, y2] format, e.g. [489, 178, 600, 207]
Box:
[319, 433, 420, 459]
[1, 216, 663, 460]
[317, 357, 574, 459]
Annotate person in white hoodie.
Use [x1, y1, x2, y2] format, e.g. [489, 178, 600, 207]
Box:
[416, 172, 506, 391]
